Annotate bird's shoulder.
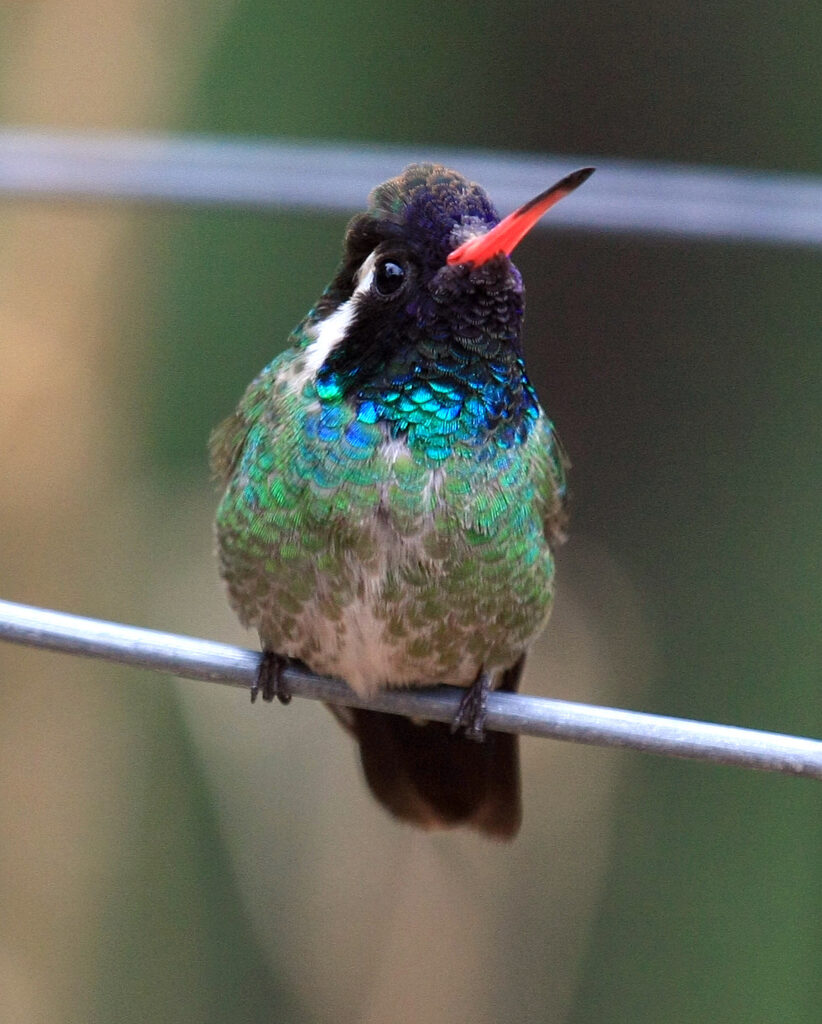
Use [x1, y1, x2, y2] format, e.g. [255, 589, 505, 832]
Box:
[208, 344, 303, 485]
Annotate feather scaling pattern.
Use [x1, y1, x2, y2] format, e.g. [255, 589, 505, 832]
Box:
[212, 163, 583, 836]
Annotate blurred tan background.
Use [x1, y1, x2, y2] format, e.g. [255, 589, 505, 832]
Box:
[1, 2, 821, 1022]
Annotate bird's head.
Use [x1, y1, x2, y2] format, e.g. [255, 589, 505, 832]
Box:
[309, 164, 593, 386]
[301, 164, 592, 456]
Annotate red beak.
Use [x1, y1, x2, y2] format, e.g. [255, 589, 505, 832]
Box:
[446, 167, 595, 267]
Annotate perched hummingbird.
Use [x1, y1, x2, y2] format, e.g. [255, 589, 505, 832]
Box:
[211, 163, 593, 839]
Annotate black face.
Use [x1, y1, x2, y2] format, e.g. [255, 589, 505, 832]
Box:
[314, 164, 527, 396]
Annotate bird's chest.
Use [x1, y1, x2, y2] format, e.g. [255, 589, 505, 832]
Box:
[216, 396, 553, 692]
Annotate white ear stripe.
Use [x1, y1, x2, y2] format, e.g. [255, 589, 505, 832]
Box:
[289, 251, 377, 392]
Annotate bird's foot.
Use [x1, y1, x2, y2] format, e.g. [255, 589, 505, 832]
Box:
[251, 651, 294, 705]
[450, 670, 492, 742]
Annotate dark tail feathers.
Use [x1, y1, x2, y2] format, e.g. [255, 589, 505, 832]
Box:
[341, 660, 523, 839]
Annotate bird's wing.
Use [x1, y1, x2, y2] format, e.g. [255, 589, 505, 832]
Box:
[208, 351, 292, 486]
[209, 408, 250, 485]
[540, 417, 570, 547]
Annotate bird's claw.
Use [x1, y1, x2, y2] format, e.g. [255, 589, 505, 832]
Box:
[252, 651, 293, 705]
[450, 670, 492, 742]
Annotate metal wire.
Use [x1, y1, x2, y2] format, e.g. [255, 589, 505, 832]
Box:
[2, 132, 820, 777]
[1, 128, 822, 247]
[2, 598, 821, 779]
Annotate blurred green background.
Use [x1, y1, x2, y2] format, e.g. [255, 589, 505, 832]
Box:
[1, 2, 821, 1022]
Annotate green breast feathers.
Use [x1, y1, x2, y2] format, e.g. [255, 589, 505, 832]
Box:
[211, 349, 566, 695]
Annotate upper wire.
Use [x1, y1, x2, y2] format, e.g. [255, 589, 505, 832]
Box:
[1, 128, 821, 247]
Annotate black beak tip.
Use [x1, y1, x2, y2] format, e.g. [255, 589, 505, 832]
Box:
[568, 166, 596, 189]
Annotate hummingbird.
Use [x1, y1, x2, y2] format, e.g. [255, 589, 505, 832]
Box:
[211, 162, 593, 839]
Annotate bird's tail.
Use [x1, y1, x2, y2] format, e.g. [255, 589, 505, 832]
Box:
[334, 660, 523, 839]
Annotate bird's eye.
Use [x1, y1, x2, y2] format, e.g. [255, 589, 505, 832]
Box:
[373, 259, 406, 297]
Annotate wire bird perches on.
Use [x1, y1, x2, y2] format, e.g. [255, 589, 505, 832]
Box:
[1, 129, 822, 247]
[2, 598, 822, 780]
